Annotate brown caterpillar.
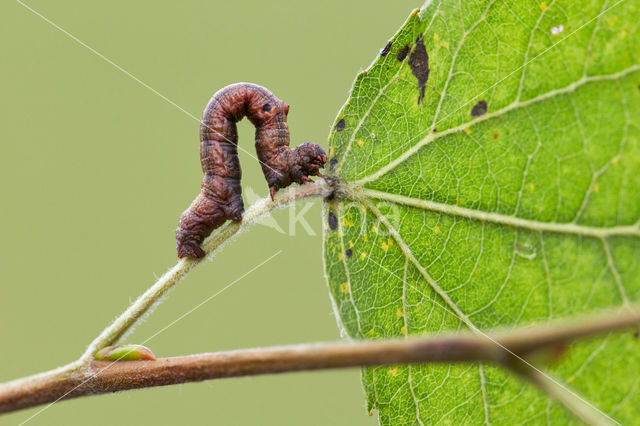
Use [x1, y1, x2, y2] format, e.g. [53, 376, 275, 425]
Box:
[176, 83, 327, 259]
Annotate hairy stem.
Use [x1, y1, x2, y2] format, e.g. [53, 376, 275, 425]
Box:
[79, 180, 332, 364]
[1, 307, 638, 416]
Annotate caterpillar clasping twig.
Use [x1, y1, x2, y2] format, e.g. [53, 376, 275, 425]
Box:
[176, 83, 327, 258]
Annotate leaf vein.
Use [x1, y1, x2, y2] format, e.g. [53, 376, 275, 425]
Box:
[356, 64, 640, 185]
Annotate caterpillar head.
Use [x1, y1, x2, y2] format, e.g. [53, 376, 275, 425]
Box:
[294, 142, 327, 177]
[268, 142, 327, 200]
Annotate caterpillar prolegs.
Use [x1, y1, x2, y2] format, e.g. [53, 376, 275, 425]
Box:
[176, 83, 327, 258]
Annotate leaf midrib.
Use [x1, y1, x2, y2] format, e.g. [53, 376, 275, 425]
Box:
[357, 187, 640, 238]
[338, 179, 637, 326]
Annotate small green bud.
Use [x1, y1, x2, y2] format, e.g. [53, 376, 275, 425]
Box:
[94, 345, 156, 361]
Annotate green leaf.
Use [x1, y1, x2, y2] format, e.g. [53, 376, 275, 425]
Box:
[323, 1, 640, 424]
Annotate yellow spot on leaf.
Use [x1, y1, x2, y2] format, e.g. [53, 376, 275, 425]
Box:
[397, 309, 404, 318]
[360, 252, 367, 260]
[363, 234, 369, 241]
[329, 147, 335, 156]
[390, 368, 398, 376]
[442, 41, 450, 49]
[433, 226, 440, 234]
[464, 126, 471, 134]
[528, 183, 535, 191]
[338, 252, 343, 261]
[339, 282, 349, 293]
[540, 3, 547, 11]
[361, 205, 366, 212]
[433, 34, 439, 41]
[612, 156, 620, 165]
[621, 29, 628, 36]
[401, 326, 407, 335]
[349, 240, 354, 248]
[594, 184, 600, 192]
[381, 242, 388, 251]
[372, 225, 378, 233]
[357, 139, 364, 147]
[388, 238, 393, 246]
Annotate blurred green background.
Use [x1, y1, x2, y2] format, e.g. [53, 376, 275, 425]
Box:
[0, 1, 418, 425]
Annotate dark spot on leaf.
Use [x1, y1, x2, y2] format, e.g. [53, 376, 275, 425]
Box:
[345, 249, 353, 258]
[471, 100, 488, 117]
[550, 343, 568, 362]
[329, 157, 338, 172]
[634, 331, 639, 339]
[408, 35, 430, 105]
[262, 103, 271, 112]
[336, 119, 346, 131]
[380, 41, 392, 56]
[328, 212, 338, 231]
[397, 45, 410, 62]
[492, 132, 499, 139]
[433, 128, 437, 133]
